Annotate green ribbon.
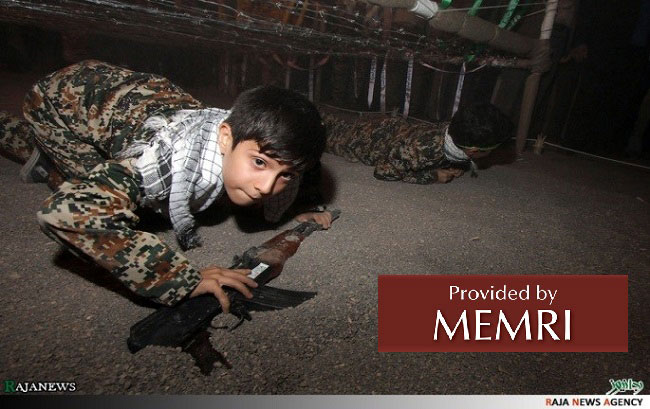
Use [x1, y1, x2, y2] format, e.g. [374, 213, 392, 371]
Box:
[439, 0, 453, 9]
[498, 0, 520, 28]
[505, 0, 532, 30]
[468, 0, 483, 17]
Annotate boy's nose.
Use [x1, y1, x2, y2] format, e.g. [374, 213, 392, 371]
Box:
[255, 175, 276, 196]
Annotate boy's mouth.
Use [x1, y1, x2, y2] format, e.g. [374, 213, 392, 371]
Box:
[244, 191, 262, 202]
[227, 187, 261, 205]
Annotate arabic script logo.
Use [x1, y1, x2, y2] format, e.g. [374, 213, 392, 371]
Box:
[606, 378, 644, 395]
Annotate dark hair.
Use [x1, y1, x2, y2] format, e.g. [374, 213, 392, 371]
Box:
[225, 86, 326, 172]
[448, 103, 513, 150]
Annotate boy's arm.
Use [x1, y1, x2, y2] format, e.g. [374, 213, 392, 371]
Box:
[36, 159, 243, 307]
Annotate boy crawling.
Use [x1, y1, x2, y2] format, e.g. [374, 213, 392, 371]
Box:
[323, 103, 513, 184]
[0, 60, 330, 312]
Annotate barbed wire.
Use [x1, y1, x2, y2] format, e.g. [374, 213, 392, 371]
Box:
[192, 0, 446, 53]
[2, 0, 533, 62]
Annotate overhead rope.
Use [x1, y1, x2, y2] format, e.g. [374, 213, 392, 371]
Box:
[418, 60, 487, 74]
[437, 1, 547, 13]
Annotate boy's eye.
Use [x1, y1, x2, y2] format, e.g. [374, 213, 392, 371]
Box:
[253, 158, 266, 167]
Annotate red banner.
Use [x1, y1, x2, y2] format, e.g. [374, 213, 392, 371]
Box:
[378, 275, 627, 352]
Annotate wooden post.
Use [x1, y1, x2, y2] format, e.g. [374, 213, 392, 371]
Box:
[515, 0, 558, 155]
[515, 72, 542, 154]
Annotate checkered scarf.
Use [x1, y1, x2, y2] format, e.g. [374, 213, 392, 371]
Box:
[118, 108, 228, 249]
[443, 127, 478, 177]
[118, 108, 299, 250]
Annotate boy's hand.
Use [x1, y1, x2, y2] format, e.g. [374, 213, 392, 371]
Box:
[190, 266, 258, 313]
[295, 211, 333, 229]
[435, 168, 464, 183]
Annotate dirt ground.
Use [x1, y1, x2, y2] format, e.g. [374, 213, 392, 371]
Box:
[0, 72, 648, 395]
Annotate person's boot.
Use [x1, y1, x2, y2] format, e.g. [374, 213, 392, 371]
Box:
[19, 147, 52, 183]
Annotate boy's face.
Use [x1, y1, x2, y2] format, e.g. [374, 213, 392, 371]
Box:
[218, 123, 299, 206]
[463, 148, 492, 160]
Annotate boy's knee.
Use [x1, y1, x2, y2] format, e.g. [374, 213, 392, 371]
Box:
[37, 190, 72, 233]
[37, 190, 95, 260]
[36, 181, 89, 233]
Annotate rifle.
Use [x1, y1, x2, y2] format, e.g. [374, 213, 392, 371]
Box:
[127, 209, 340, 374]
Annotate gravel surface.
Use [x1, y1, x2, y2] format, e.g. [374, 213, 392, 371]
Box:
[0, 147, 648, 394]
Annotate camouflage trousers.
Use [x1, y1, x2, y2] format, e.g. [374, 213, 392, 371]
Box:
[3, 59, 202, 178]
[0, 60, 204, 305]
[322, 113, 453, 184]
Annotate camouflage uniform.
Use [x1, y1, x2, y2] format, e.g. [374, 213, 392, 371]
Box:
[23, 59, 202, 179]
[2, 60, 209, 306]
[322, 113, 458, 184]
[0, 110, 35, 163]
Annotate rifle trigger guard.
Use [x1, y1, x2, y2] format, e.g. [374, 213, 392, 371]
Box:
[228, 315, 246, 332]
[227, 302, 252, 331]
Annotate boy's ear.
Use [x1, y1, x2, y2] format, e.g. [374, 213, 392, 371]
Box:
[218, 123, 233, 153]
